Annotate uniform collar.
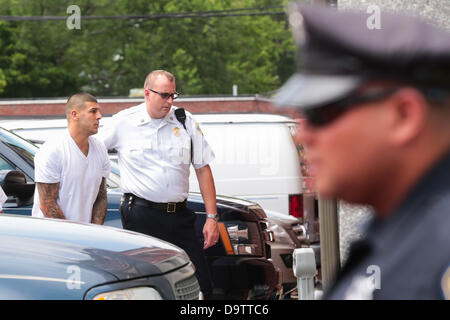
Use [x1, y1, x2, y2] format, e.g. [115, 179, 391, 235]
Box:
[135, 103, 179, 127]
[164, 106, 182, 125]
[134, 103, 151, 126]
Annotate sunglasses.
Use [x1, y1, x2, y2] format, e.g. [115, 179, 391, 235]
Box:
[302, 87, 399, 127]
[148, 88, 179, 100]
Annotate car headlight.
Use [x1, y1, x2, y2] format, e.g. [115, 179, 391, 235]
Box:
[218, 221, 262, 256]
[267, 222, 295, 246]
[93, 287, 163, 300]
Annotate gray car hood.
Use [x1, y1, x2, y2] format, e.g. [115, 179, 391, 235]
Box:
[0, 215, 190, 282]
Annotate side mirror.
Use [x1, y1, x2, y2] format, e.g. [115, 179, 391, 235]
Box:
[0, 170, 35, 207]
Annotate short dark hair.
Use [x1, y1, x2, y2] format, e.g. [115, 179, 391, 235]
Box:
[65, 93, 97, 119]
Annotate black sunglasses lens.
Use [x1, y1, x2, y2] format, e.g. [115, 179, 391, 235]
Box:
[161, 92, 178, 99]
[303, 108, 327, 126]
[149, 89, 178, 99]
[302, 88, 400, 127]
[303, 105, 347, 127]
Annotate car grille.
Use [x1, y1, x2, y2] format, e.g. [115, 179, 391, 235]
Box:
[175, 274, 200, 300]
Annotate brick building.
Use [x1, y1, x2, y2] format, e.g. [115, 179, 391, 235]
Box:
[0, 95, 302, 119]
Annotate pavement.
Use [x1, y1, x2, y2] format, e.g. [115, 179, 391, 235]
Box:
[338, 201, 373, 265]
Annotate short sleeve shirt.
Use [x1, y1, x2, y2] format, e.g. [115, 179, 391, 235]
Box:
[32, 130, 110, 223]
[99, 103, 215, 203]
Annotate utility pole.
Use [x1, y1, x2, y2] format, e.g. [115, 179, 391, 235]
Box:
[318, 196, 340, 292]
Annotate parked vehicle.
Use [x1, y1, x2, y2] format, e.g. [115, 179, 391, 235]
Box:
[184, 113, 314, 296]
[0, 115, 308, 297]
[0, 213, 199, 300]
[0, 113, 303, 218]
[187, 113, 303, 219]
[105, 159, 295, 298]
[0, 126, 281, 300]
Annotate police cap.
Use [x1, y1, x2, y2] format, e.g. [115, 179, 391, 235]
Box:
[275, 4, 450, 109]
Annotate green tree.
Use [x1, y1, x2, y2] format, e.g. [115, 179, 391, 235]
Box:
[0, 0, 295, 97]
[0, 0, 84, 97]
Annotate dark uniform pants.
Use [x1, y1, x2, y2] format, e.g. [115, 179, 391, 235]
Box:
[119, 199, 213, 298]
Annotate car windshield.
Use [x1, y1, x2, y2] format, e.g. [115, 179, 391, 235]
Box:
[0, 127, 38, 166]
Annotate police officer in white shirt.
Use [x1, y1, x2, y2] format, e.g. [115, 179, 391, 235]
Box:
[100, 70, 219, 299]
[32, 93, 110, 224]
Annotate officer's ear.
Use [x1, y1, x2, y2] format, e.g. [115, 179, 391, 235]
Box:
[385, 87, 428, 147]
[144, 88, 151, 101]
[70, 107, 81, 121]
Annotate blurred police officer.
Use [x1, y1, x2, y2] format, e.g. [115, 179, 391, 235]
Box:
[275, 4, 450, 299]
[100, 70, 219, 299]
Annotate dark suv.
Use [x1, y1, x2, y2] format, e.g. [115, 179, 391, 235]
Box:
[0, 127, 281, 300]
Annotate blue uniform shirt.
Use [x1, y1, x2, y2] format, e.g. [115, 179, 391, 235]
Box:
[325, 151, 450, 299]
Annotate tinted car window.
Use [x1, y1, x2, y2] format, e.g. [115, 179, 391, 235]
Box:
[0, 128, 38, 166]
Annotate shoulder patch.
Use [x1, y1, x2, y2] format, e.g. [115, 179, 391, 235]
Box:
[195, 122, 204, 136]
[441, 264, 450, 300]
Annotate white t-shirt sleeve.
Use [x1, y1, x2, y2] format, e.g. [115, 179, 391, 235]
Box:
[99, 139, 111, 179]
[34, 142, 62, 183]
[98, 115, 120, 151]
[0, 186, 7, 210]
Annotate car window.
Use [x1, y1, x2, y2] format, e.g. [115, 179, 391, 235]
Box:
[0, 128, 38, 166]
[0, 155, 15, 171]
[106, 161, 121, 189]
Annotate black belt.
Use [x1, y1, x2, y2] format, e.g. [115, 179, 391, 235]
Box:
[122, 193, 187, 213]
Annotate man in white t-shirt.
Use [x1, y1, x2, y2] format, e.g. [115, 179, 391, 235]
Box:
[32, 93, 110, 224]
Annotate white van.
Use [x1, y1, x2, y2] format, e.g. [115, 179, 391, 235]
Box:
[0, 113, 303, 217]
[188, 113, 303, 217]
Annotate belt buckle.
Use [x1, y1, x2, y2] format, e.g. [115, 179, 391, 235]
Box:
[166, 202, 176, 213]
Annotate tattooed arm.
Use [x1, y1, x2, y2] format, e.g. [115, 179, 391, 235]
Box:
[91, 178, 107, 225]
[37, 182, 66, 219]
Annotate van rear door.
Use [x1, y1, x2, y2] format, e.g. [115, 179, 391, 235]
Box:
[189, 116, 302, 216]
